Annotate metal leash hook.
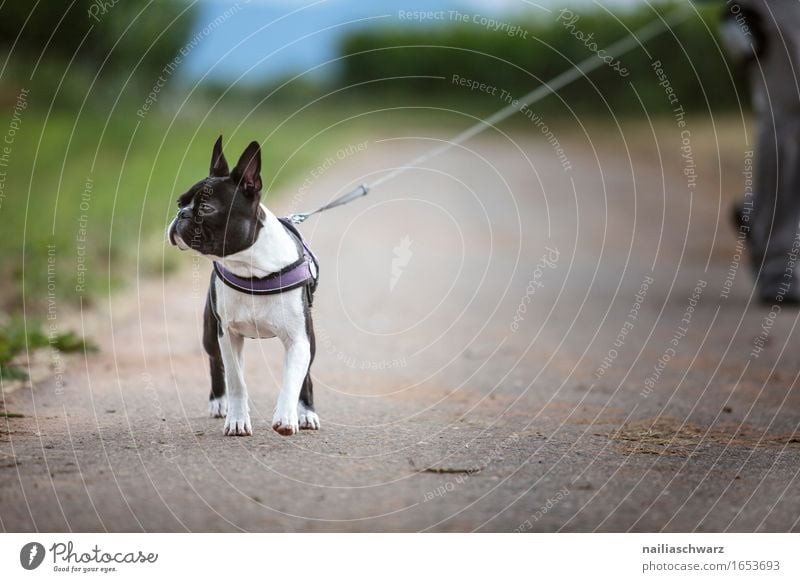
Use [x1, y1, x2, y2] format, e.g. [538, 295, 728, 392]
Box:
[288, 183, 370, 224]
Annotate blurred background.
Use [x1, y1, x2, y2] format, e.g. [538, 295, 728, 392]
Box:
[0, 0, 741, 374]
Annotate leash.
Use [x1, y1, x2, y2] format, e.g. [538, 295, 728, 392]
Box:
[288, 183, 371, 224]
[287, 6, 693, 226]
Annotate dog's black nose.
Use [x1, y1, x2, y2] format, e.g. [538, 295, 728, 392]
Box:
[179, 207, 192, 219]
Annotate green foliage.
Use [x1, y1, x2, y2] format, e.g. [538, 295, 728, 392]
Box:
[50, 330, 97, 354]
[0, 1, 197, 108]
[0, 318, 95, 380]
[337, 3, 747, 117]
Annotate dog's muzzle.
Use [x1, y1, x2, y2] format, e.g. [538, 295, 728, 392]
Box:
[167, 217, 189, 250]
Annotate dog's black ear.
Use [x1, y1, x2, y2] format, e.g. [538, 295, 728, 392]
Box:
[210, 135, 229, 177]
[231, 141, 262, 194]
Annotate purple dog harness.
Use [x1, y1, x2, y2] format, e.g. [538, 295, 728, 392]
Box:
[213, 217, 319, 300]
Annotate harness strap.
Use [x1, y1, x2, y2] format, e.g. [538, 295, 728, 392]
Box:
[213, 217, 318, 298]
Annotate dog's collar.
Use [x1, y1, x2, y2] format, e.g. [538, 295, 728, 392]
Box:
[213, 217, 318, 296]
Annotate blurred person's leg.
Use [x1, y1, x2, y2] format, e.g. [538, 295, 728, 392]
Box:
[751, 114, 800, 302]
[745, 0, 800, 303]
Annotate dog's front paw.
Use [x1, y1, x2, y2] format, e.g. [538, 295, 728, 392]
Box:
[209, 395, 227, 418]
[272, 409, 299, 436]
[224, 403, 252, 436]
[298, 402, 320, 430]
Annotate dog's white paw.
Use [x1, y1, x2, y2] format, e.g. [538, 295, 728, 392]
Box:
[223, 402, 252, 436]
[298, 402, 320, 430]
[272, 408, 299, 436]
[209, 395, 227, 418]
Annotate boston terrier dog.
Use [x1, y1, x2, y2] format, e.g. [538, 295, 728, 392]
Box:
[167, 136, 319, 437]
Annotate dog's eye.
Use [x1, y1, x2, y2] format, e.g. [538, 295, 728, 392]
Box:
[198, 203, 216, 215]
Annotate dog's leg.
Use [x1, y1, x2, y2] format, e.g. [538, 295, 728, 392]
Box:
[298, 304, 319, 430]
[219, 329, 251, 436]
[272, 335, 311, 436]
[298, 380, 319, 430]
[203, 282, 226, 418]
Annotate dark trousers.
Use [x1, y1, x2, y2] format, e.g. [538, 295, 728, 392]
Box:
[745, 0, 800, 299]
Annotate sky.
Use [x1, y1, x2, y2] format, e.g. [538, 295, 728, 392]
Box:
[181, 0, 643, 84]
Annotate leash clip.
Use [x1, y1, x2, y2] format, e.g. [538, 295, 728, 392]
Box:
[287, 212, 309, 225]
[287, 183, 370, 225]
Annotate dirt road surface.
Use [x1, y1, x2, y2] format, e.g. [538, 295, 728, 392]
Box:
[2, 121, 800, 532]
